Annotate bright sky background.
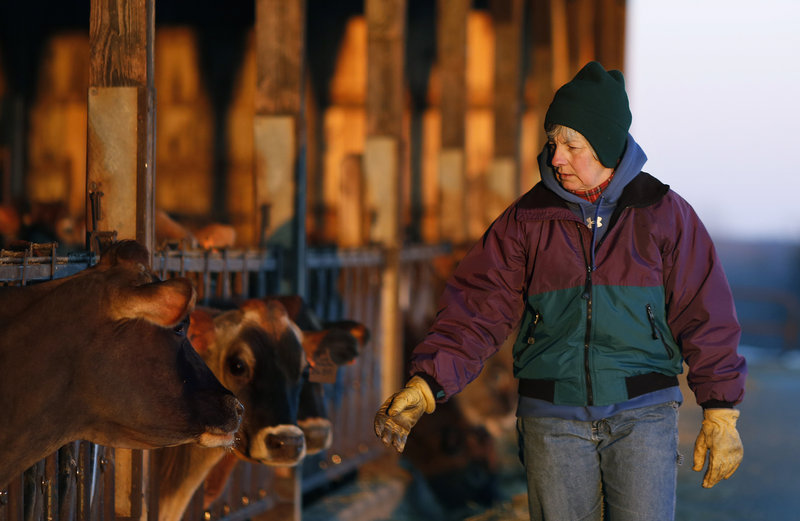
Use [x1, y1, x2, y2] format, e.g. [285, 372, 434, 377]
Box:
[625, 0, 800, 243]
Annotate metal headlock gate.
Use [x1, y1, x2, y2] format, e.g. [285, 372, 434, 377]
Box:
[0, 241, 450, 521]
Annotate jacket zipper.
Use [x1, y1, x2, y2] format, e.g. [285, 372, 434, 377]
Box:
[577, 224, 594, 405]
[646, 303, 675, 359]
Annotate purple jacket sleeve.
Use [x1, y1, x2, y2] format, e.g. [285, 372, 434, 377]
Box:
[660, 192, 746, 407]
[408, 205, 529, 401]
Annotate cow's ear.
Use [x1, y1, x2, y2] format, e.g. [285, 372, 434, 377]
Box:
[240, 298, 269, 328]
[241, 298, 304, 344]
[189, 308, 216, 354]
[300, 330, 324, 364]
[274, 295, 304, 322]
[110, 278, 196, 327]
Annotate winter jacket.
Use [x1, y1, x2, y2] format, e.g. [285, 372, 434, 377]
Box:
[409, 135, 746, 409]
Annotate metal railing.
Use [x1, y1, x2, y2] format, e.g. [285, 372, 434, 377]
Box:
[0, 241, 451, 521]
[732, 286, 800, 351]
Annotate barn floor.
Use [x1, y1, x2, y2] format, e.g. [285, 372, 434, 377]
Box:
[303, 345, 800, 521]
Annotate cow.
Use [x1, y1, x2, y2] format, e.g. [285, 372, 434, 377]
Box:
[254, 295, 367, 455]
[154, 299, 307, 521]
[200, 297, 370, 510]
[0, 240, 244, 489]
[294, 322, 367, 454]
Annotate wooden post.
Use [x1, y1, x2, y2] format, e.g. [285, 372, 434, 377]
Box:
[153, 27, 214, 220]
[253, 0, 306, 251]
[566, 0, 595, 74]
[521, 0, 558, 190]
[487, 0, 525, 221]
[87, 0, 155, 256]
[550, 0, 571, 88]
[365, 0, 406, 400]
[26, 33, 90, 225]
[436, 0, 469, 245]
[338, 153, 368, 248]
[595, 0, 627, 72]
[88, 2, 154, 514]
[251, 467, 300, 521]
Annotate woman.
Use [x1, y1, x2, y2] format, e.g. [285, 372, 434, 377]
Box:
[375, 61, 746, 520]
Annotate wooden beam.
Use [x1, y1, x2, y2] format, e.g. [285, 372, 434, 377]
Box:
[366, 0, 406, 140]
[365, 0, 405, 246]
[491, 0, 525, 159]
[520, 0, 557, 191]
[529, 0, 557, 134]
[255, 0, 305, 115]
[436, 0, 469, 244]
[438, 0, 469, 150]
[550, 0, 570, 87]
[566, 0, 595, 74]
[338, 153, 368, 247]
[487, 0, 525, 221]
[87, 0, 155, 255]
[365, 0, 406, 400]
[595, 0, 627, 71]
[253, 0, 306, 249]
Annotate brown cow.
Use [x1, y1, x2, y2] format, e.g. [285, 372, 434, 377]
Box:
[0, 240, 243, 488]
[252, 295, 367, 455]
[200, 297, 370, 509]
[154, 299, 307, 521]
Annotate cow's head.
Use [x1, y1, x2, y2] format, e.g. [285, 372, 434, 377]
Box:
[296, 320, 369, 454]
[73, 240, 243, 449]
[193, 298, 307, 467]
[267, 295, 369, 455]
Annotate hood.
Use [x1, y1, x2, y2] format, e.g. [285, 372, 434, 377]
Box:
[538, 133, 648, 208]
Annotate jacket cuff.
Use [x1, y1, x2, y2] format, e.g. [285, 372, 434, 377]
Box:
[700, 399, 735, 409]
[412, 372, 446, 402]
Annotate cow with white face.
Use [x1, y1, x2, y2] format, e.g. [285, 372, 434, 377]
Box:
[154, 299, 307, 521]
[0, 240, 243, 489]
[199, 297, 370, 510]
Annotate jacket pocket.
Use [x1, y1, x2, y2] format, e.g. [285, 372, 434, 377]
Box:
[524, 303, 541, 345]
[646, 303, 674, 359]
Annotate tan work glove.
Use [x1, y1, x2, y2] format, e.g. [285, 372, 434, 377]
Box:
[692, 408, 743, 488]
[373, 375, 436, 452]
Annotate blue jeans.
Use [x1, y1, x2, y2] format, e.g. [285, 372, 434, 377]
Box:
[517, 402, 680, 521]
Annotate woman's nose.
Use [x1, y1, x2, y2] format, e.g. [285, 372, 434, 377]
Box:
[551, 146, 566, 166]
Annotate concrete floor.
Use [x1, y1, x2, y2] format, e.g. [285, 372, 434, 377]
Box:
[304, 345, 800, 521]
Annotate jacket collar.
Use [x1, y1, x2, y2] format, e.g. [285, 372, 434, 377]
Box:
[516, 172, 670, 223]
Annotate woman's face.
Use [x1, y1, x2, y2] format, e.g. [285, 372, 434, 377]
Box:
[548, 130, 614, 192]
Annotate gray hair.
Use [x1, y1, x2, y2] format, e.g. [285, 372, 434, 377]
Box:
[545, 124, 600, 162]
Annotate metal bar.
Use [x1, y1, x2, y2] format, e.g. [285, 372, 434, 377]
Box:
[0, 242, 450, 521]
[221, 249, 231, 301]
[76, 444, 89, 521]
[100, 448, 114, 521]
[49, 244, 57, 280]
[241, 251, 250, 299]
[58, 444, 78, 521]
[44, 454, 58, 521]
[292, 139, 308, 300]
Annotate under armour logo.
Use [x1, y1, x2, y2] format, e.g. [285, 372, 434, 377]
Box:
[586, 216, 603, 229]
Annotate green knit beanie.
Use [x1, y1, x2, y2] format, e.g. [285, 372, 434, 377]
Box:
[544, 61, 632, 167]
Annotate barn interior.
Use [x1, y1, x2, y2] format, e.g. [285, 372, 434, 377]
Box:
[1, 1, 798, 520]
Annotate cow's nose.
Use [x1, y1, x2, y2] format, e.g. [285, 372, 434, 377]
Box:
[266, 431, 305, 455]
[234, 398, 245, 420]
[226, 395, 244, 420]
[222, 394, 245, 431]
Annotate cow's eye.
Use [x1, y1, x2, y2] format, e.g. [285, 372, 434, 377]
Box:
[173, 321, 187, 337]
[228, 356, 247, 376]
